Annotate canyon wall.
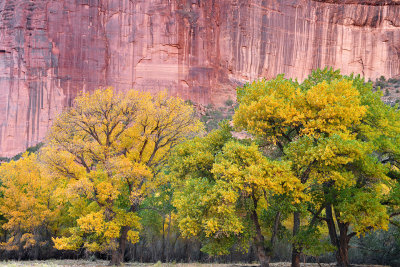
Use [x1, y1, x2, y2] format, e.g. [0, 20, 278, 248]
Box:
[0, 0, 399, 156]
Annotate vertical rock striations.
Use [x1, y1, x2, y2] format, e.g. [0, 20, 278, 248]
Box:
[0, 0, 399, 156]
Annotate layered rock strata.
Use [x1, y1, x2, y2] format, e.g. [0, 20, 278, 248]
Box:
[0, 0, 399, 156]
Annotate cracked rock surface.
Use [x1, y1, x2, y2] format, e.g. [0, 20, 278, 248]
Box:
[0, 0, 399, 156]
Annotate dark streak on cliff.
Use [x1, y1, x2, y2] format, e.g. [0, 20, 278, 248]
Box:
[0, 0, 399, 156]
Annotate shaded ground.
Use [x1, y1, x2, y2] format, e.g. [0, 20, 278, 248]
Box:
[0, 261, 389, 267]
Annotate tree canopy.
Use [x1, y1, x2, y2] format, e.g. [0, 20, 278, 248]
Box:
[43, 88, 202, 265]
[231, 68, 400, 267]
[0, 69, 399, 267]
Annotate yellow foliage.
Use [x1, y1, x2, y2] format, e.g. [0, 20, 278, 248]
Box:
[234, 78, 366, 142]
[338, 191, 389, 236]
[229, 71, 400, 257]
[77, 212, 105, 233]
[43, 88, 202, 253]
[171, 128, 303, 255]
[234, 77, 304, 144]
[301, 80, 366, 136]
[103, 221, 121, 239]
[96, 181, 119, 204]
[127, 230, 140, 243]
[0, 153, 59, 251]
[52, 235, 83, 251]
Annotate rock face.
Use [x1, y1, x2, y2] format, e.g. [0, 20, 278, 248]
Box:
[0, 0, 400, 156]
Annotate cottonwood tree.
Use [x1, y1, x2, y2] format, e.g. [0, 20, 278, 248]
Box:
[233, 68, 400, 267]
[43, 88, 202, 265]
[170, 123, 304, 267]
[296, 69, 400, 267]
[0, 153, 60, 259]
[234, 74, 365, 266]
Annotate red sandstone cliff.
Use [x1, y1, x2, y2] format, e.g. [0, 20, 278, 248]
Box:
[0, 0, 399, 156]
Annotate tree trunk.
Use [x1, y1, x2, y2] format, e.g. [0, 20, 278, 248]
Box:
[251, 195, 271, 267]
[336, 222, 350, 266]
[326, 204, 339, 247]
[326, 204, 341, 266]
[270, 211, 281, 247]
[325, 205, 351, 267]
[257, 250, 270, 267]
[161, 216, 166, 262]
[166, 211, 172, 262]
[291, 211, 301, 267]
[170, 232, 180, 261]
[110, 226, 129, 266]
[252, 218, 271, 267]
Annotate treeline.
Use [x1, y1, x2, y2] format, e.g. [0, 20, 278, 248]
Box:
[0, 68, 399, 267]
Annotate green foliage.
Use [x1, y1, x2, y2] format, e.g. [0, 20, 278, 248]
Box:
[201, 104, 236, 132]
[292, 226, 335, 257]
[41, 88, 202, 263]
[233, 67, 400, 263]
[350, 224, 400, 266]
[0, 69, 399, 265]
[171, 118, 303, 260]
[373, 75, 400, 100]
[0, 143, 44, 162]
[138, 182, 176, 242]
[225, 98, 234, 107]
